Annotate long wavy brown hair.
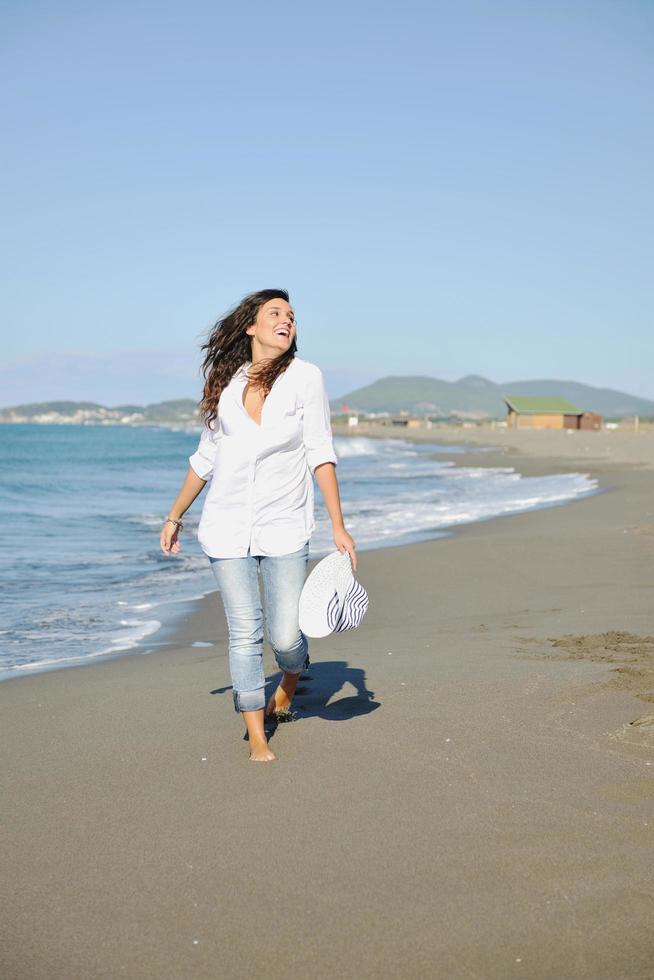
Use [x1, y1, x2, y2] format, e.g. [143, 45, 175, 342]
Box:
[199, 289, 297, 427]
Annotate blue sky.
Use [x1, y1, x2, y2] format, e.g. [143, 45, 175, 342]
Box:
[1, 0, 652, 406]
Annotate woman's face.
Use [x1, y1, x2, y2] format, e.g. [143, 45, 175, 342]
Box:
[246, 298, 296, 357]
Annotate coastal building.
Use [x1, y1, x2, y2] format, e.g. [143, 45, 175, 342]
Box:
[504, 396, 602, 430]
[376, 416, 422, 428]
[578, 411, 603, 430]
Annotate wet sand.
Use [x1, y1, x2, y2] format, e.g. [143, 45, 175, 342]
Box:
[2, 430, 654, 979]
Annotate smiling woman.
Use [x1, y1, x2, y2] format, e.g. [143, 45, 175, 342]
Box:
[242, 299, 296, 423]
[159, 289, 358, 763]
[197, 289, 298, 427]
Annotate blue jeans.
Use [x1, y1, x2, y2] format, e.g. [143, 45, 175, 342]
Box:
[208, 541, 310, 713]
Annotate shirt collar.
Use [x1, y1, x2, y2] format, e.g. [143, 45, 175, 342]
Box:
[234, 361, 251, 381]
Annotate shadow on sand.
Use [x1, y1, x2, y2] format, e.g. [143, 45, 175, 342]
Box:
[210, 659, 379, 740]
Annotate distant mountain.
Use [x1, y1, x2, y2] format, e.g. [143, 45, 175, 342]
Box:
[0, 399, 201, 425]
[331, 376, 654, 419]
[456, 374, 501, 392]
[2, 377, 653, 424]
[329, 376, 504, 419]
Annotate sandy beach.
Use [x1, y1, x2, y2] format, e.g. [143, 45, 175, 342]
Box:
[2, 428, 653, 980]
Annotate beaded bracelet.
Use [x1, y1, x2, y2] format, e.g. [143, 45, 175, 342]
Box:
[165, 517, 184, 531]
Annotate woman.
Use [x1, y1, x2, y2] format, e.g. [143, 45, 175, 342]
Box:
[160, 289, 356, 762]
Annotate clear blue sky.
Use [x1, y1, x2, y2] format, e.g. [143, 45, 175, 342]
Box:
[1, 0, 652, 406]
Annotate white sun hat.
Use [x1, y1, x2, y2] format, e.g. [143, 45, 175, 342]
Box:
[299, 550, 369, 638]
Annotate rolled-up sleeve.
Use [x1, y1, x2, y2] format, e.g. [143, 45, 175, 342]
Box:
[302, 365, 338, 475]
[189, 419, 220, 480]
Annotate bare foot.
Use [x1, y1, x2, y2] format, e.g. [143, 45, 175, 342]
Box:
[266, 670, 302, 718]
[248, 738, 277, 762]
[241, 708, 276, 762]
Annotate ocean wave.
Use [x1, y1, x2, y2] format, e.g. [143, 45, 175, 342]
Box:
[0, 425, 599, 679]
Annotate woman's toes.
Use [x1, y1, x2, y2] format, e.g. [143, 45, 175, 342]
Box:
[249, 744, 277, 762]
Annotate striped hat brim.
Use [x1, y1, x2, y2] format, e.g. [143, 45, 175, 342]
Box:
[326, 577, 369, 632]
[299, 550, 369, 638]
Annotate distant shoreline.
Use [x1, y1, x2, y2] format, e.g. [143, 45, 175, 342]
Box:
[332, 419, 654, 468]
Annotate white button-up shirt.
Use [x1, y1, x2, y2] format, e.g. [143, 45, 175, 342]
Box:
[188, 356, 338, 558]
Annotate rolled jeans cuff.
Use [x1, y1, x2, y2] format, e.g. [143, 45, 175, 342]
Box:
[274, 639, 308, 677]
[232, 687, 266, 714]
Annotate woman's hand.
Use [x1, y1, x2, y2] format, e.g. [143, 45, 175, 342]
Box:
[160, 519, 182, 556]
[160, 469, 206, 557]
[333, 526, 357, 572]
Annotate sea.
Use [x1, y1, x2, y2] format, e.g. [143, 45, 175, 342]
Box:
[0, 424, 598, 679]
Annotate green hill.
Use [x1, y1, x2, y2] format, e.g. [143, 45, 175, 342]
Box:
[0, 399, 201, 424]
[330, 376, 503, 418]
[331, 376, 654, 420]
[2, 379, 652, 425]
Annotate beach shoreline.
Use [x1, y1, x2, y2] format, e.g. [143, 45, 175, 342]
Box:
[2, 424, 617, 685]
[3, 430, 654, 978]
